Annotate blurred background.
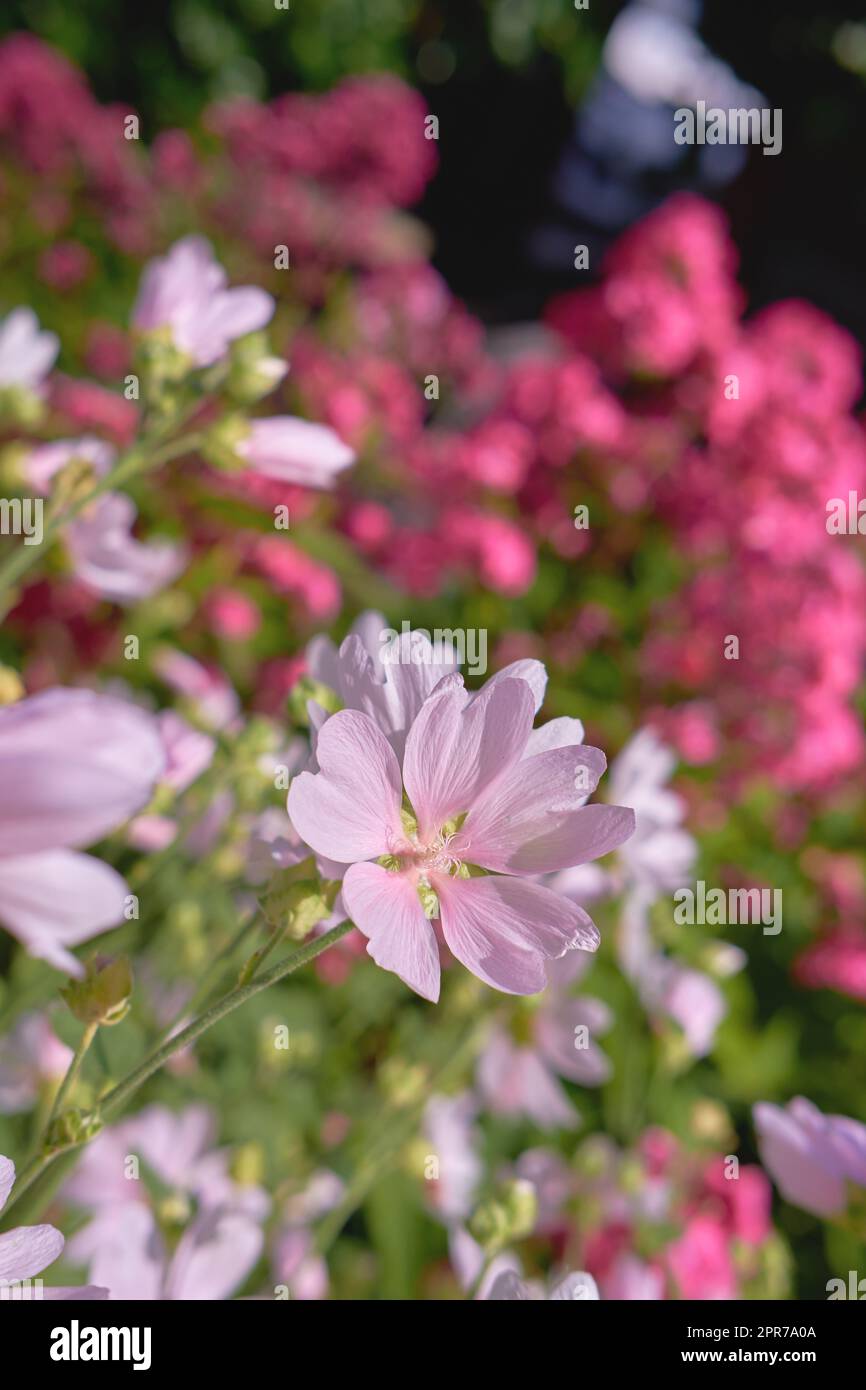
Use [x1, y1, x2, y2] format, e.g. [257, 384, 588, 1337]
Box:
[5, 0, 866, 344]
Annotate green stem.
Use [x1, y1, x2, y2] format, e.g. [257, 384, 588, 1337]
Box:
[314, 1015, 489, 1256]
[1, 921, 354, 1226]
[38, 1020, 99, 1151]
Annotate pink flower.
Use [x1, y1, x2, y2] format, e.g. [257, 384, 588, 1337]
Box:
[0, 307, 58, 391]
[477, 962, 612, 1129]
[754, 1097, 866, 1218]
[794, 928, 866, 1002]
[273, 1171, 344, 1300]
[237, 416, 355, 488]
[25, 435, 114, 492]
[66, 1104, 269, 1301]
[0, 1012, 72, 1114]
[487, 1269, 599, 1301]
[254, 539, 341, 620]
[0, 689, 164, 972]
[127, 712, 216, 853]
[602, 1254, 665, 1301]
[666, 1215, 736, 1300]
[305, 611, 459, 758]
[422, 1093, 482, 1224]
[66, 493, 187, 604]
[154, 649, 240, 731]
[642, 961, 727, 1059]
[0, 1155, 108, 1299]
[132, 235, 274, 367]
[206, 588, 261, 640]
[288, 668, 634, 1001]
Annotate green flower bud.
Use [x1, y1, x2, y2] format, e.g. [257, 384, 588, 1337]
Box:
[61, 955, 133, 1027]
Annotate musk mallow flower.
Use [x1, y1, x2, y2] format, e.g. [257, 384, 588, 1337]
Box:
[753, 1097, 866, 1218]
[0, 1155, 108, 1299]
[132, 235, 274, 367]
[287, 671, 635, 1001]
[0, 307, 59, 393]
[0, 688, 164, 973]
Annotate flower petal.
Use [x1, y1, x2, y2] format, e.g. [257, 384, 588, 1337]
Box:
[0, 850, 132, 975]
[403, 676, 534, 840]
[166, 1207, 264, 1301]
[459, 746, 633, 874]
[288, 710, 404, 863]
[435, 874, 599, 995]
[0, 1223, 64, 1281]
[342, 862, 441, 1002]
[0, 688, 164, 854]
[0, 1155, 14, 1210]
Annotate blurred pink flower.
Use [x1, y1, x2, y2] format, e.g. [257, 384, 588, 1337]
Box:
[206, 588, 261, 640]
[0, 688, 164, 972]
[754, 1097, 866, 1218]
[237, 416, 354, 488]
[666, 1215, 736, 1300]
[66, 493, 187, 604]
[487, 1269, 599, 1301]
[154, 649, 239, 731]
[0, 307, 58, 391]
[477, 965, 612, 1130]
[133, 235, 274, 367]
[0, 1011, 72, 1114]
[66, 1104, 269, 1301]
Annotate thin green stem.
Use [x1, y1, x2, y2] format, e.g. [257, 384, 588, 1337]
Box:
[38, 1020, 98, 1151]
[314, 1015, 489, 1256]
[1, 921, 354, 1226]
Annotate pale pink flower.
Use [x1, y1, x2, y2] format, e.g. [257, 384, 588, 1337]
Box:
[0, 1011, 72, 1113]
[422, 1093, 482, 1224]
[288, 669, 634, 1001]
[132, 235, 274, 367]
[602, 1254, 665, 1301]
[237, 416, 355, 487]
[477, 962, 612, 1129]
[127, 712, 216, 853]
[154, 649, 240, 731]
[487, 1269, 599, 1301]
[305, 611, 459, 758]
[0, 689, 164, 972]
[25, 435, 114, 492]
[66, 492, 187, 604]
[66, 1104, 269, 1301]
[0, 1155, 107, 1299]
[753, 1097, 866, 1218]
[272, 1170, 343, 1301]
[0, 307, 58, 392]
[641, 960, 727, 1059]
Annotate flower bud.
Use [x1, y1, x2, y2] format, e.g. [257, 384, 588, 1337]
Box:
[61, 954, 133, 1026]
